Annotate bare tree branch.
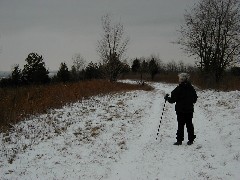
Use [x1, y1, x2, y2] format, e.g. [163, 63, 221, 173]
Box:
[177, 0, 240, 82]
[97, 14, 129, 81]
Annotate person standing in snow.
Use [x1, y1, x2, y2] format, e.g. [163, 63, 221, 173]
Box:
[164, 73, 198, 145]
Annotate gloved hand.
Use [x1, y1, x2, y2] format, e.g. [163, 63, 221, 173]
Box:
[164, 94, 169, 100]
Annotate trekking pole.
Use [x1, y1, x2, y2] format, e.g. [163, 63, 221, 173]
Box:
[156, 99, 167, 140]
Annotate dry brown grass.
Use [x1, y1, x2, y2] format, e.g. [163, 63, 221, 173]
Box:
[220, 76, 240, 90]
[122, 72, 240, 90]
[0, 80, 153, 132]
[120, 72, 179, 84]
[190, 73, 240, 91]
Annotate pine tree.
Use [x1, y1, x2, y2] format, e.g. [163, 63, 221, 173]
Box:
[22, 53, 49, 84]
[149, 58, 159, 80]
[85, 62, 101, 80]
[131, 58, 141, 73]
[57, 62, 70, 82]
[11, 64, 22, 86]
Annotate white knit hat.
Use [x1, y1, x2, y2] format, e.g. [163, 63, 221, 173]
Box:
[178, 73, 190, 83]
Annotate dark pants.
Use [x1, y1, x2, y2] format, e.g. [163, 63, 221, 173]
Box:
[176, 112, 196, 142]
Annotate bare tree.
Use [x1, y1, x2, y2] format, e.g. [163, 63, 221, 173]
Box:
[97, 14, 129, 81]
[72, 53, 86, 72]
[177, 60, 187, 72]
[166, 60, 178, 73]
[178, 0, 240, 83]
[70, 53, 86, 81]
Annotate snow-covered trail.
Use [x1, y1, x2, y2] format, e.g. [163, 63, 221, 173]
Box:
[106, 86, 168, 179]
[106, 83, 197, 180]
[1, 82, 240, 180]
[107, 83, 240, 180]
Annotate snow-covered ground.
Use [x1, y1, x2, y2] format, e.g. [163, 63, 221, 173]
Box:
[1, 81, 240, 180]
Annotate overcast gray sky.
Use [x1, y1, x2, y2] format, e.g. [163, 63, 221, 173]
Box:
[0, 0, 197, 71]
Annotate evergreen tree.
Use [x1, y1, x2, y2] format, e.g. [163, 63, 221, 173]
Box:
[57, 62, 70, 82]
[131, 58, 141, 73]
[70, 65, 78, 81]
[85, 62, 101, 80]
[22, 53, 50, 84]
[149, 58, 159, 80]
[11, 64, 22, 86]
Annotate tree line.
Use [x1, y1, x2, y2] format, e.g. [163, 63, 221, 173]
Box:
[0, 51, 203, 87]
[1, 52, 239, 88]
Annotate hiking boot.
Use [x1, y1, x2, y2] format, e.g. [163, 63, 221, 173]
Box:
[173, 141, 182, 145]
[187, 141, 193, 145]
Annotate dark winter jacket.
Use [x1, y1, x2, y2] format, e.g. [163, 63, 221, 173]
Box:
[166, 82, 198, 113]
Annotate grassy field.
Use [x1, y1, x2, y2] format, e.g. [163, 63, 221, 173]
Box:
[1, 73, 239, 132]
[0, 80, 153, 132]
[123, 72, 240, 90]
